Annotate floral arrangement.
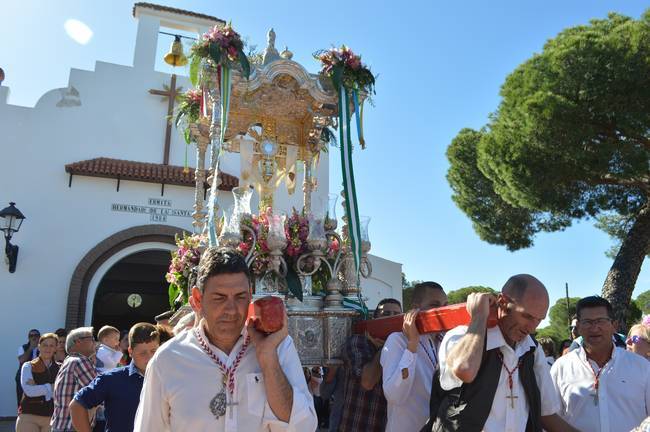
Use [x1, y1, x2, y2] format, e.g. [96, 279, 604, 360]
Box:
[189, 23, 251, 85]
[174, 88, 202, 144]
[235, 208, 339, 295]
[314, 45, 375, 94]
[166, 233, 205, 309]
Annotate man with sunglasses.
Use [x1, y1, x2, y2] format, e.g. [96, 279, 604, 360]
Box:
[51, 327, 98, 432]
[550, 296, 650, 432]
[336, 298, 402, 432]
[431, 274, 576, 432]
[16, 329, 41, 407]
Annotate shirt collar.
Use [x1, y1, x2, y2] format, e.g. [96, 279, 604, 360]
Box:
[577, 342, 617, 364]
[486, 325, 536, 356]
[128, 361, 144, 377]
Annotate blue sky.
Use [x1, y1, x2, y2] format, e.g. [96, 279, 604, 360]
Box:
[2, 1, 649, 316]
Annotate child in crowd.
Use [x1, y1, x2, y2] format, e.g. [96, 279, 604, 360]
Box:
[95, 325, 123, 373]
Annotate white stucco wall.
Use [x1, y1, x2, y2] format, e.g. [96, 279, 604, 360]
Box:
[362, 254, 404, 309]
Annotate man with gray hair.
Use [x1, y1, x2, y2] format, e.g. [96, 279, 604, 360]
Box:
[51, 327, 97, 432]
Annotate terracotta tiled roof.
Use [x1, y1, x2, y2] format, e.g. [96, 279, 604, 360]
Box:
[65, 158, 238, 191]
[133, 2, 225, 24]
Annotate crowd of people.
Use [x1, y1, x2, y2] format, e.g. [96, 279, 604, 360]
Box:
[13, 247, 650, 431]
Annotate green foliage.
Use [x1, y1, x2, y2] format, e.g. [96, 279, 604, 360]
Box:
[402, 287, 413, 311]
[447, 286, 495, 304]
[448, 12, 650, 252]
[189, 55, 201, 86]
[594, 213, 639, 258]
[401, 279, 423, 311]
[627, 299, 643, 328]
[534, 327, 560, 345]
[545, 297, 581, 342]
[447, 129, 572, 250]
[636, 290, 650, 314]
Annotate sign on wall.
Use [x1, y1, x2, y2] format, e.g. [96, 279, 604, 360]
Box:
[111, 198, 191, 222]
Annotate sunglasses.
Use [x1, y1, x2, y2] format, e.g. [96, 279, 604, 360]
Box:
[627, 335, 649, 345]
[29, 333, 40, 338]
[378, 310, 401, 317]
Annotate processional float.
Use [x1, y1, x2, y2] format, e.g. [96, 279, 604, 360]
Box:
[166, 24, 375, 365]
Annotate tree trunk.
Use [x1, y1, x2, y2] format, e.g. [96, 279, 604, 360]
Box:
[602, 204, 650, 332]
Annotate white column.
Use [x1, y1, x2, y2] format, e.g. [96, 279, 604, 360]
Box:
[133, 15, 160, 70]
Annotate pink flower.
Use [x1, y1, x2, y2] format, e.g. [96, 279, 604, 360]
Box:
[643, 315, 650, 327]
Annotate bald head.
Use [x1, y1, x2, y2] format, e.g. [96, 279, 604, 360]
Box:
[502, 274, 548, 305]
[498, 274, 549, 345]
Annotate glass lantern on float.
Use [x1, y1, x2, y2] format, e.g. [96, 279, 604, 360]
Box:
[359, 216, 373, 278]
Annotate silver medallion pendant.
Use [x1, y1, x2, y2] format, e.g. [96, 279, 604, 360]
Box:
[209, 388, 227, 419]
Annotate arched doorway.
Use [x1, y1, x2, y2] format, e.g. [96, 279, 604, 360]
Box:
[66, 225, 186, 330]
[91, 249, 171, 331]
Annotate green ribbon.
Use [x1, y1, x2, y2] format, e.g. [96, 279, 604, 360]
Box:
[337, 85, 367, 317]
[207, 65, 232, 246]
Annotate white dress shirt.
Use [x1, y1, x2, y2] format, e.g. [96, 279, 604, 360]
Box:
[20, 361, 53, 400]
[381, 332, 441, 432]
[439, 325, 560, 432]
[550, 344, 650, 432]
[133, 324, 318, 432]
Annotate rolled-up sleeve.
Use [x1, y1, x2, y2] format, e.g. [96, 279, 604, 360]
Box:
[263, 337, 318, 432]
[381, 332, 416, 405]
[20, 362, 52, 400]
[133, 358, 170, 432]
[438, 326, 466, 391]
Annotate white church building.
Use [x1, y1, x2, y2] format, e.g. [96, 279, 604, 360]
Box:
[0, 3, 402, 416]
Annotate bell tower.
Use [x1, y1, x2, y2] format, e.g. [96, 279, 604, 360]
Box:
[132, 2, 225, 70]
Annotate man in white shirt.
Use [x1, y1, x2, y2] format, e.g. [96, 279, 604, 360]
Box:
[551, 295, 650, 432]
[133, 247, 317, 432]
[381, 281, 447, 432]
[433, 274, 578, 432]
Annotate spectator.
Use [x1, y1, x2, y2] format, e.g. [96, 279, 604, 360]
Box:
[118, 331, 130, 366]
[537, 337, 556, 365]
[155, 324, 174, 345]
[551, 296, 650, 432]
[16, 333, 60, 432]
[154, 310, 173, 327]
[172, 311, 196, 335]
[95, 326, 122, 373]
[16, 329, 41, 406]
[54, 329, 67, 363]
[627, 318, 650, 361]
[570, 316, 579, 340]
[51, 327, 97, 432]
[70, 323, 160, 432]
[304, 367, 327, 428]
[320, 366, 345, 432]
[559, 339, 572, 356]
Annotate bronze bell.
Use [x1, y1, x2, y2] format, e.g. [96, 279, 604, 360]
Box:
[164, 35, 188, 67]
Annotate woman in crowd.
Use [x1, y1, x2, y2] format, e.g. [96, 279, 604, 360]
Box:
[16, 333, 60, 432]
[54, 328, 67, 363]
[627, 317, 650, 360]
